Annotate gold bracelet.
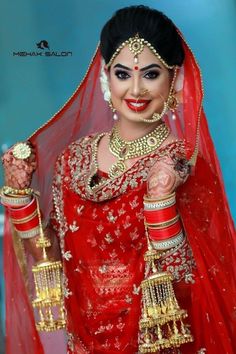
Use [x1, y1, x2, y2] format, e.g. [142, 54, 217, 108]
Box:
[1, 186, 34, 196]
[144, 193, 176, 210]
[144, 192, 176, 203]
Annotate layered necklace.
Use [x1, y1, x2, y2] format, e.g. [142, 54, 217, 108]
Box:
[108, 122, 170, 179]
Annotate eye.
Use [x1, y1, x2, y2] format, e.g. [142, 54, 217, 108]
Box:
[114, 70, 130, 80]
[144, 71, 160, 79]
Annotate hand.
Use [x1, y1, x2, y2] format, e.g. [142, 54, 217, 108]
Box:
[147, 156, 190, 198]
[1, 142, 37, 189]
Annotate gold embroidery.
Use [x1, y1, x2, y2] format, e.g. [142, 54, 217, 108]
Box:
[69, 220, 80, 232]
[67, 134, 187, 203]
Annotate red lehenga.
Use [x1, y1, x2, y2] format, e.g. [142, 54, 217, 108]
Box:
[3, 29, 236, 354]
[51, 136, 198, 354]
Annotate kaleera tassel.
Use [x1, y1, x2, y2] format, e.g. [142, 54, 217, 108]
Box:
[139, 194, 193, 353]
[32, 198, 66, 332]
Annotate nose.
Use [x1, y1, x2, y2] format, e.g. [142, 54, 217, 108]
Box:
[130, 75, 143, 98]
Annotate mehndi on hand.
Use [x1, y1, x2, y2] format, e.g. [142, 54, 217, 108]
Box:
[1, 142, 37, 189]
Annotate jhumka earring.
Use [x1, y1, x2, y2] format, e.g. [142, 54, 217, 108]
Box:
[167, 67, 179, 120]
[168, 94, 179, 120]
[108, 99, 118, 121]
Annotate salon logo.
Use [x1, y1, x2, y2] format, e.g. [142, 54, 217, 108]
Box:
[12, 39, 72, 57]
[36, 40, 50, 50]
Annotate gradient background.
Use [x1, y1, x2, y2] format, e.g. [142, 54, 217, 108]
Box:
[0, 0, 235, 351]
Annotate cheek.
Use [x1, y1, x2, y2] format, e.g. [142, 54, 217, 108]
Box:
[151, 76, 171, 99]
[110, 77, 127, 99]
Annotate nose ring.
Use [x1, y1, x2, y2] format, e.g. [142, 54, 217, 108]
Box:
[140, 89, 149, 96]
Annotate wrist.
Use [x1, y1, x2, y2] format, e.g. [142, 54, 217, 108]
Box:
[143, 192, 184, 251]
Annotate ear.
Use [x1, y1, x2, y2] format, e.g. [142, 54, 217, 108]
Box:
[104, 64, 110, 79]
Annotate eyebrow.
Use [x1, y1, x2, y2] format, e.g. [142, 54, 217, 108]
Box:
[113, 63, 162, 71]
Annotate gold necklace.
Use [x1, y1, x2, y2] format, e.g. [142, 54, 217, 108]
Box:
[108, 122, 170, 179]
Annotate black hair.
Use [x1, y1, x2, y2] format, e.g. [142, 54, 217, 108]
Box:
[100, 5, 184, 67]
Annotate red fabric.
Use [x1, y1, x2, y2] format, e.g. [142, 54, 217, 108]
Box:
[3, 210, 44, 354]
[2, 29, 236, 354]
[51, 138, 199, 353]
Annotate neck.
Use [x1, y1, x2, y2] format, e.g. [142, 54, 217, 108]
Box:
[115, 119, 163, 141]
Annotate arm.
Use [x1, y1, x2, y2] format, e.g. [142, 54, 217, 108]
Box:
[145, 152, 194, 282]
[1, 143, 61, 262]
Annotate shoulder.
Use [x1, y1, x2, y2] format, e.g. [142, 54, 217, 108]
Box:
[56, 133, 102, 163]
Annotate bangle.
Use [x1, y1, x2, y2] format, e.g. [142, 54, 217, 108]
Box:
[7, 197, 41, 235]
[1, 186, 34, 196]
[143, 192, 183, 242]
[144, 205, 177, 223]
[17, 225, 41, 239]
[8, 197, 37, 219]
[145, 215, 180, 229]
[0, 193, 32, 207]
[144, 193, 176, 210]
[151, 231, 185, 251]
[148, 221, 182, 241]
[11, 209, 38, 224]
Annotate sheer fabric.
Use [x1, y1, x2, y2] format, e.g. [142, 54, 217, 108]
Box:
[3, 31, 236, 354]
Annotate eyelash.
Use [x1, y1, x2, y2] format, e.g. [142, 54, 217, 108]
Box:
[114, 70, 160, 80]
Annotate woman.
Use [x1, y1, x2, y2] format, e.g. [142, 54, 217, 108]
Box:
[1, 5, 236, 354]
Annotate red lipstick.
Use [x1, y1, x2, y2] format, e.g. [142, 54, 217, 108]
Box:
[125, 99, 151, 112]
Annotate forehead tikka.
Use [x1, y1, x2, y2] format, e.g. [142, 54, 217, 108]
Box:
[107, 33, 175, 70]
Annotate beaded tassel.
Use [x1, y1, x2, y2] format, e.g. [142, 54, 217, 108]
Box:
[32, 199, 66, 331]
[139, 230, 193, 353]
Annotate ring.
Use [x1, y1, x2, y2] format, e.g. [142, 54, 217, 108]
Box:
[12, 142, 32, 160]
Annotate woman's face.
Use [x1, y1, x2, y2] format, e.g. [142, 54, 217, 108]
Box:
[107, 46, 172, 123]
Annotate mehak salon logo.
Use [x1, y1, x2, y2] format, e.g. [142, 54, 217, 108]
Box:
[13, 39, 72, 57]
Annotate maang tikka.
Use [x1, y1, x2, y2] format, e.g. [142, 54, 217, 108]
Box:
[107, 33, 175, 69]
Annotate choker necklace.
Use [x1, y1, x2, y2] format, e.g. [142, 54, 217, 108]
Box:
[108, 122, 170, 179]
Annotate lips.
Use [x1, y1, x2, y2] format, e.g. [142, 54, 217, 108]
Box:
[125, 99, 151, 112]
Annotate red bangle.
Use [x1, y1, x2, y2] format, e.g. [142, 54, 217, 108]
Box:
[14, 214, 39, 232]
[148, 220, 182, 241]
[144, 205, 177, 224]
[8, 197, 37, 219]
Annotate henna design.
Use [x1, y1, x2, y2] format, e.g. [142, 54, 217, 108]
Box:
[147, 155, 190, 199]
[1, 143, 37, 189]
[147, 163, 177, 198]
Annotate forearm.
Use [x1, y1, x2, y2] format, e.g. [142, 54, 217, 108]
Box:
[1, 190, 61, 262]
[22, 224, 61, 262]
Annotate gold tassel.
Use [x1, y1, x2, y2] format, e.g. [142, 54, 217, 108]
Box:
[32, 198, 66, 331]
[139, 229, 193, 353]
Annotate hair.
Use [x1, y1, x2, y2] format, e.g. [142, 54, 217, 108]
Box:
[100, 5, 185, 67]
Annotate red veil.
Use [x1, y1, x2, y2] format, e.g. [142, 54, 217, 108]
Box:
[3, 30, 236, 354]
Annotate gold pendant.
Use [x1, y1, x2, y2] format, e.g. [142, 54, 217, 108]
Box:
[108, 161, 126, 179]
[13, 142, 32, 159]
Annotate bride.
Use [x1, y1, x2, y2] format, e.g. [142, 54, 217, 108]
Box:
[1, 5, 236, 354]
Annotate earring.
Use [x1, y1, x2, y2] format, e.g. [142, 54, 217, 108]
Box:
[167, 93, 178, 120]
[108, 99, 118, 121]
